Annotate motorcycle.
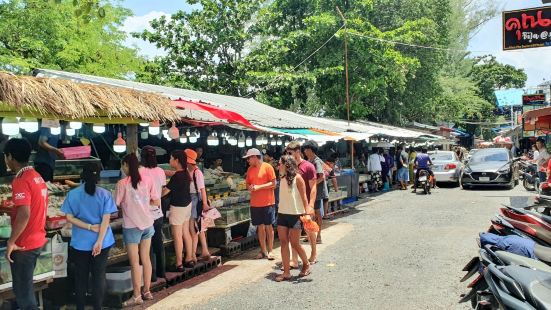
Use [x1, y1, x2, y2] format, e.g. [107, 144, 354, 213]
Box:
[519, 161, 540, 192]
[414, 168, 433, 195]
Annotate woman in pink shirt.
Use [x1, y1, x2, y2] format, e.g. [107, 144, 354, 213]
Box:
[115, 153, 160, 306]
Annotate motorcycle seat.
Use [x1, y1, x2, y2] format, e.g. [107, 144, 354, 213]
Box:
[535, 244, 551, 264]
[496, 250, 551, 273]
[502, 265, 551, 310]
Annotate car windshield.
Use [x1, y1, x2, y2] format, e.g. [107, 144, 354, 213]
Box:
[430, 153, 453, 161]
[469, 149, 509, 163]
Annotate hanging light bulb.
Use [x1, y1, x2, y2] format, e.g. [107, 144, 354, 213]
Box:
[194, 130, 201, 138]
[262, 135, 269, 145]
[139, 122, 149, 127]
[228, 135, 237, 146]
[149, 121, 160, 135]
[2, 117, 19, 136]
[246, 136, 253, 147]
[168, 123, 180, 139]
[237, 134, 245, 148]
[92, 123, 106, 134]
[189, 136, 198, 143]
[140, 130, 149, 140]
[69, 121, 82, 130]
[21, 118, 39, 133]
[179, 134, 187, 144]
[50, 126, 61, 135]
[270, 139, 276, 146]
[66, 127, 75, 136]
[255, 135, 262, 145]
[276, 138, 283, 146]
[113, 132, 126, 153]
[186, 128, 191, 137]
[162, 129, 169, 139]
[207, 133, 219, 146]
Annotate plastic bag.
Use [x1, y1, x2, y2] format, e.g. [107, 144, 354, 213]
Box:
[300, 215, 320, 233]
[200, 208, 221, 232]
[52, 234, 68, 278]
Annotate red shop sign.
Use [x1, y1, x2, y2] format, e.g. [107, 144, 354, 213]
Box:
[503, 6, 551, 50]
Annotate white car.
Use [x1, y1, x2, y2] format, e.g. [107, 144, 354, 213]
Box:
[428, 151, 462, 185]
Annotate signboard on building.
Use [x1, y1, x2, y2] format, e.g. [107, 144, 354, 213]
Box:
[523, 94, 547, 105]
[503, 6, 551, 50]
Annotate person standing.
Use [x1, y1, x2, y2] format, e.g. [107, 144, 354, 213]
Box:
[115, 153, 159, 306]
[62, 164, 116, 310]
[367, 149, 382, 192]
[408, 147, 417, 185]
[275, 155, 312, 281]
[396, 145, 409, 190]
[140, 146, 167, 282]
[323, 158, 339, 219]
[185, 149, 211, 262]
[162, 150, 194, 270]
[34, 125, 64, 182]
[244, 148, 277, 260]
[4, 138, 47, 310]
[534, 138, 549, 182]
[286, 141, 318, 266]
[195, 147, 205, 172]
[302, 140, 327, 244]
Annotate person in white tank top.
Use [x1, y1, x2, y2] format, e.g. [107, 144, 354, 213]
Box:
[275, 155, 312, 282]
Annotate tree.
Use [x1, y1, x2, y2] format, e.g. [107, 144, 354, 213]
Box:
[136, 0, 263, 95]
[469, 55, 527, 104]
[0, 0, 143, 78]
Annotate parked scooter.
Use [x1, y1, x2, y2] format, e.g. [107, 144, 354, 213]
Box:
[519, 160, 540, 192]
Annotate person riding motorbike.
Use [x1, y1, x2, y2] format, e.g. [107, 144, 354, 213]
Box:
[412, 148, 434, 193]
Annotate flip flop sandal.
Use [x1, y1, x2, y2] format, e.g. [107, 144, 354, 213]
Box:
[183, 261, 195, 268]
[280, 264, 299, 271]
[309, 259, 318, 265]
[299, 268, 312, 277]
[266, 253, 275, 260]
[255, 252, 267, 259]
[275, 274, 292, 282]
[142, 291, 154, 301]
[175, 265, 184, 272]
[199, 255, 211, 261]
[122, 295, 143, 307]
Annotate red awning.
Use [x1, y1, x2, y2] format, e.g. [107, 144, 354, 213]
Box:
[172, 99, 257, 130]
[523, 106, 551, 131]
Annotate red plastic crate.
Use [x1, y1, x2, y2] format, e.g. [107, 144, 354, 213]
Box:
[60, 146, 91, 160]
[46, 216, 67, 230]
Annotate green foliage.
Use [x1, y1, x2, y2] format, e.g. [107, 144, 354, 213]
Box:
[469, 55, 527, 104]
[136, 0, 263, 95]
[0, 0, 142, 78]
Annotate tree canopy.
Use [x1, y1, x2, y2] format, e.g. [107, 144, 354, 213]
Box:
[0, 0, 143, 78]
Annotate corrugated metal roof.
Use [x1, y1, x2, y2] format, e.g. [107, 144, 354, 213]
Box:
[34, 69, 338, 131]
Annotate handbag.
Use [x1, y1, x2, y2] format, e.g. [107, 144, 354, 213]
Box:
[192, 168, 211, 232]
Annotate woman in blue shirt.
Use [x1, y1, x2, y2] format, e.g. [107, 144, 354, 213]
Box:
[61, 164, 117, 310]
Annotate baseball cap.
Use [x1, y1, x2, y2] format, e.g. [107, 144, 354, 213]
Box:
[243, 148, 262, 158]
[184, 149, 197, 164]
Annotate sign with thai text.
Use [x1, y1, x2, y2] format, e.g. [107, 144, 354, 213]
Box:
[503, 6, 551, 50]
[523, 94, 546, 105]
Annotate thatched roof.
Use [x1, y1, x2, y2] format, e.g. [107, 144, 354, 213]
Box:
[0, 72, 178, 122]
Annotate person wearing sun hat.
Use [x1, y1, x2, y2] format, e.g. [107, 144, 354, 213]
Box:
[244, 148, 277, 260]
[185, 148, 211, 262]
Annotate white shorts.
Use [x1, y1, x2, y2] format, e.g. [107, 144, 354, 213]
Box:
[169, 204, 192, 225]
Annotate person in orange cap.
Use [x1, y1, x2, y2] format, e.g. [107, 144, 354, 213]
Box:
[185, 149, 211, 262]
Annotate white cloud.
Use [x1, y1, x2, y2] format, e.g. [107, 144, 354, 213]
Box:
[122, 11, 171, 59]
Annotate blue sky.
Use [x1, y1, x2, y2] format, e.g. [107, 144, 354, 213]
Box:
[121, 0, 551, 87]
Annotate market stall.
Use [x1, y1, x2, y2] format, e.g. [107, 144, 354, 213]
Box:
[0, 72, 178, 307]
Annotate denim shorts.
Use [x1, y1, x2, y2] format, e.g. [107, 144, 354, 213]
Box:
[123, 226, 155, 244]
[250, 205, 275, 226]
[277, 214, 302, 230]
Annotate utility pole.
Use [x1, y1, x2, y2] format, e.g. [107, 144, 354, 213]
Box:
[336, 6, 354, 169]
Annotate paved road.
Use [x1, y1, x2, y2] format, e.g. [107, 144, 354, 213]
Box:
[150, 184, 530, 310]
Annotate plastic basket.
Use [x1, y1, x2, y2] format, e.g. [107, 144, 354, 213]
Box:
[60, 146, 91, 160]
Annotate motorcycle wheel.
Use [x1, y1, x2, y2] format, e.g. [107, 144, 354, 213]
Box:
[423, 182, 429, 195]
[523, 178, 535, 191]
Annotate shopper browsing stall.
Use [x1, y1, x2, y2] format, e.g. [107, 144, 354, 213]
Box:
[275, 155, 312, 282]
[4, 138, 48, 310]
[61, 164, 116, 310]
[115, 153, 159, 307]
[302, 140, 327, 244]
[162, 150, 194, 270]
[286, 141, 318, 266]
[140, 146, 167, 282]
[185, 149, 211, 263]
[244, 148, 277, 261]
